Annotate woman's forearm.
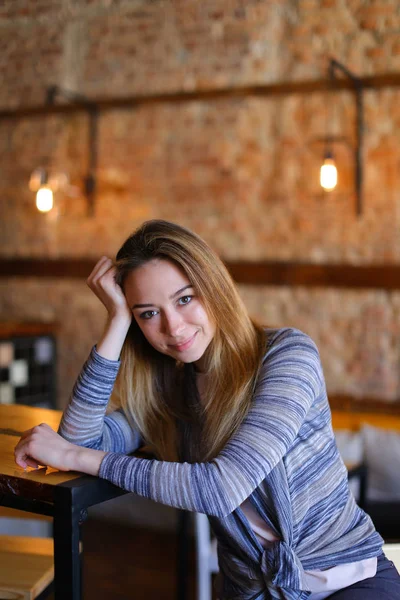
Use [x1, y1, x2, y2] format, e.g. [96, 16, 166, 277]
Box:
[58, 346, 121, 448]
[58, 342, 141, 454]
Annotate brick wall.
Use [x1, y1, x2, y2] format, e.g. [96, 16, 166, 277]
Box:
[1, 0, 400, 406]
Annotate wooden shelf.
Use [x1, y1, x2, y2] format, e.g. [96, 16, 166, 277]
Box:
[2, 258, 400, 290]
[0, 322, 59, 338]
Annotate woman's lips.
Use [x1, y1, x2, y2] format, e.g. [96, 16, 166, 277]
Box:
[170, 331, 197, 352]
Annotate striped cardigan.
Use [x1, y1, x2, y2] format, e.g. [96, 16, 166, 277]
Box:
[58, 327, 383, 600]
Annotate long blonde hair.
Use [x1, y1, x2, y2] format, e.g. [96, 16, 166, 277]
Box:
[114, 220, 267, 462]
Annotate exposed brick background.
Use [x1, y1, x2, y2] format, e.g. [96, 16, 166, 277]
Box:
[1, 0, 400, 406]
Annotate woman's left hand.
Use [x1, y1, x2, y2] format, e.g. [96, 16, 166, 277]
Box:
[14, 423, 77, 471]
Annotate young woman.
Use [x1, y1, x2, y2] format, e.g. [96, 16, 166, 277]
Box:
[14, 220, 400, 599]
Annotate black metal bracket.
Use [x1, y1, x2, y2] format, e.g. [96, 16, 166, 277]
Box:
[46, 85, 98, 217]
[328, 59, 364, 217]
[79, 508, 89, 525]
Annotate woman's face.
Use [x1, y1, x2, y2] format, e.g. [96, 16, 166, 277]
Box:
[123, 259, 216, 371]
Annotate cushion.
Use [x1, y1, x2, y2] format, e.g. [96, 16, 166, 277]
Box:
[334, 429, 363, 501]
[334, 429, 363, 466]
[361, 424, 400, 502]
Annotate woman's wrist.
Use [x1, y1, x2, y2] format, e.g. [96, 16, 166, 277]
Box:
[67, 446, 107, 476]
[107, 311, 132, 333]
[96, 313, 131, 361]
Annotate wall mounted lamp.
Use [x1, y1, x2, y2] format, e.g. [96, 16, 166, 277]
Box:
[320, 59, 364, 217]
[29, 85, 99, 217]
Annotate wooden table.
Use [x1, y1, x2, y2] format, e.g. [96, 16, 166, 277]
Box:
[0, 404, 127, 600]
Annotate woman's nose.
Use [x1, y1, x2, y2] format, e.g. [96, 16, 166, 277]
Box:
[162, 310, 185, 337]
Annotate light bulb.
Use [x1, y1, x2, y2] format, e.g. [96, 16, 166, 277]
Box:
[320, 157, 338, 191]
[36, 186, 54, 212]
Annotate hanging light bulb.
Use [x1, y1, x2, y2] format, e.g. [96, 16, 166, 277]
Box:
[36, 186, 54, 212]
[33, 171, 53, 213]
[29, 167, 68, 214]
[320, 151, 338, 191]
[30, 167, 52, 212]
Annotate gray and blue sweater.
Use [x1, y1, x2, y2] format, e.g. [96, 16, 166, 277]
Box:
[58, 327, 383, 600]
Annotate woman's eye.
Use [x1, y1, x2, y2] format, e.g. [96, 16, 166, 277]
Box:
[140, 310, 158, 320]
[179, 295, 192, 305]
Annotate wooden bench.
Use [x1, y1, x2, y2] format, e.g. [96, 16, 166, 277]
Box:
[330, 393, 400, 428]
[0, 507, 53, 599]
[0, 535, 53, 600]
[331, 409, 400, 432]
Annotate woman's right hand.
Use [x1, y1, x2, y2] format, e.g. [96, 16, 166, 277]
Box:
[87, 256, 131, 323]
